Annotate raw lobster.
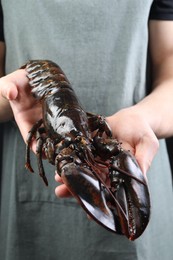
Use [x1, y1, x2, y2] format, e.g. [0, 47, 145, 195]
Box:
[23, 60, 150, 240]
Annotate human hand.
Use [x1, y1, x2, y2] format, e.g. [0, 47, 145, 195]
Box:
[0, 69, 42, 150]
[55, 105, 159, 198]
[106, 106, 159, 175]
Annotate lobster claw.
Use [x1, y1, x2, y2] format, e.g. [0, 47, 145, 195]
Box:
[60, 162, 120, 232]
[110, 151, 151, 240]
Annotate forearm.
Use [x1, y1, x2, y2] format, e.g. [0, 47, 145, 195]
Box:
[135, 76, 173, 139]
[135, 21, 173, 139]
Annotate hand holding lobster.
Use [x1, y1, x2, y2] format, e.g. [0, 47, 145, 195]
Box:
[0, 69, 42, 151]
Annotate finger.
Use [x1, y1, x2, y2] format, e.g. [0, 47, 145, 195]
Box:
[135, 134, 159, 175]
[55, 184, 72, 198]
[1, 82, 18, 100]
[0, 69, 28, 100]
[54, 172, 63, 183]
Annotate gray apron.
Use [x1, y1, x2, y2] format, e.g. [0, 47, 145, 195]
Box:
[1, 1, 173, 259]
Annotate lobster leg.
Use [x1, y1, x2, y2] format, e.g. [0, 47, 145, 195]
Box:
[25, 118, 50, 186]
[43, 138, 56, 165]
[35, 131, 49, 186]
[87, 112, 112, 137]
[25, 119, 43, 172]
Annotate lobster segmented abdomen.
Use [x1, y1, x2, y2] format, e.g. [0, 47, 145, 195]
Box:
[22, 60, 70, 99]
[23, 60, 90, 139]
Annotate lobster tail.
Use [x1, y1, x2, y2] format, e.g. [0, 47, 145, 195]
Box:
[22, 60, 70, 99]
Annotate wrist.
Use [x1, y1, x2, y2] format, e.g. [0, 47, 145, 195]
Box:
[134, 86, 173, 139]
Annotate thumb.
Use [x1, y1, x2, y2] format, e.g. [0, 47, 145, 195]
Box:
[0, 69, 28, 100]
[1, 82, 18, 100]
[134, 134, 159, 175]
